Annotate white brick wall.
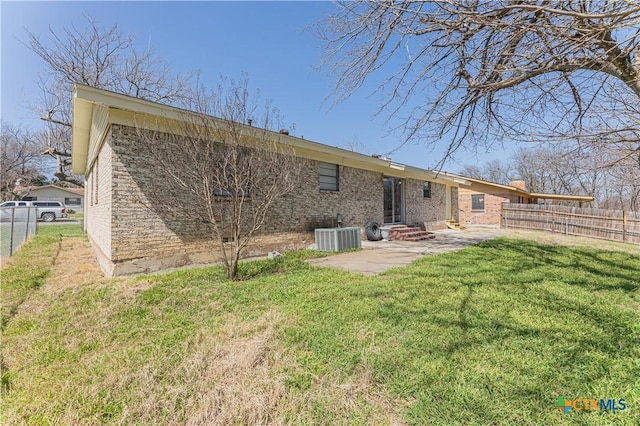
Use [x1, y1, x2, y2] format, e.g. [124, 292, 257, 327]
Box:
[85, 129, 113, 271]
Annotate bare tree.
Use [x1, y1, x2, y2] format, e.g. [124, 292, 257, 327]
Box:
[460, 142, 640, 210]
[458, 159, 514, 184]
[319, 1, 640, 164]
[1, 122, 50, 200]
[134, 78, 301, 279]
[26, 16, 192, 185]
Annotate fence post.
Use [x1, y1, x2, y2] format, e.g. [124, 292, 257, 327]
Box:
[623, 210, 628, 243]
[9, 208, 15, 255]
[25, 206, 31, 241]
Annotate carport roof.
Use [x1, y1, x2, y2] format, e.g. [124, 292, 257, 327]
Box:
[437, 172, 595, 202]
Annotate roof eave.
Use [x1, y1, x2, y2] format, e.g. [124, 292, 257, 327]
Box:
[529, 193, 595, 202]
[71, 84, 462, 185]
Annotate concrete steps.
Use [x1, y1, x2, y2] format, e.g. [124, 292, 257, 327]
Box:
[388, 225, 435, 242]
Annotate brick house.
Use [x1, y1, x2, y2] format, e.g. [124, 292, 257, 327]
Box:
[72, 85, 462, 276]
[448, 175, 594, 225]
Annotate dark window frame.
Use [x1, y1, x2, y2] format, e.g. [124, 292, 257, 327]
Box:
[65, 197, 82, 205]
[471, 194, 485, 211]
[213, 186, 251, 199]
[319, 162, 339, 192]
[423, 181, 432, 198]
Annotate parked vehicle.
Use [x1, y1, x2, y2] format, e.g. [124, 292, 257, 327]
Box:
[0, 201, 67, 222]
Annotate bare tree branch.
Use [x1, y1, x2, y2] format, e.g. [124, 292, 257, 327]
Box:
[25, 16, 194, 184]
[319, 1, 640, 163]
[133, 78, 301, 279]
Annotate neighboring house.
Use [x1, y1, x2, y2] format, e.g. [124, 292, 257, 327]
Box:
[447, 175, 594, 225]
[72, 84, 462, 276]
[21, 185, 85, 211]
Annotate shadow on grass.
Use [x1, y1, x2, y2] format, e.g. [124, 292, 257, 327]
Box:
[396, 238, 639, 293]
[235, 249, 330, 281]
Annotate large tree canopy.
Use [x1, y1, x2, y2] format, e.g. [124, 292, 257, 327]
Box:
[320, 1, 640, 164]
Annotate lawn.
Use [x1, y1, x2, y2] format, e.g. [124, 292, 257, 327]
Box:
[1, 225, 639, 425]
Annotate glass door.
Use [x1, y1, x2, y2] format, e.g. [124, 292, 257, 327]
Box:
[383, 177, 404, 224]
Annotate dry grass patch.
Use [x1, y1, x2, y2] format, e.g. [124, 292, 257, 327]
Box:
[504, 228, 640, 255]
[183, 310, 285, 426]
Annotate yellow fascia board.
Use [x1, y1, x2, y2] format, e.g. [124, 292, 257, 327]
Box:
[72, 83, 460, 186]
[72, 95, 93, 174]
[529, 193, 595, 202]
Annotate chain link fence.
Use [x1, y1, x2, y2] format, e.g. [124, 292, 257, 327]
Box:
[1, 207, 38, 259]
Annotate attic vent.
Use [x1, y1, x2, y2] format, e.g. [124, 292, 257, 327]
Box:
[315, 227, 361, 252]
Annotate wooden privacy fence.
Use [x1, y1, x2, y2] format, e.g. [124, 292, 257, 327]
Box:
[501, 203, 640, 245]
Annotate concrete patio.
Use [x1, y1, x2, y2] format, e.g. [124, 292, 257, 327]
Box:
[306, 226, 510, 275]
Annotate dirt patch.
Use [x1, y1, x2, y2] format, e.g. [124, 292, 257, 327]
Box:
[9, 237, 104, 321]
[181, 310, 286, 426]
[49, 237, 104, 288]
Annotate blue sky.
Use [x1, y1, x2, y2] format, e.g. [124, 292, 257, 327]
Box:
[1, 1, 512, 172]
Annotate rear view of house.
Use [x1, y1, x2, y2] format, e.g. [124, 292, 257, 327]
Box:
[72, 85, 461, 276]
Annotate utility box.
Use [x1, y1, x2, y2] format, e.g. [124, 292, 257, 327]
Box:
[314, 227, 361, 252]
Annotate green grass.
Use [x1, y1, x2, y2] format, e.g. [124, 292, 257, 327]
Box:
[1, 225, 85, 331]
[1, 236, 639, 425]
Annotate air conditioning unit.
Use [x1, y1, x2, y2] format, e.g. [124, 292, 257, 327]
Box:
[315, 227, 362, 252]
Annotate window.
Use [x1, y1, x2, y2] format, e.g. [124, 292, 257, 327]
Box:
[93, 157, 99, 205]
[22, 196, 37, 201]
[213, 187, 250, 198]
[65, 197, 81, 205]
[319, 162, 339, 191]
[423, 181, 432, 198]
[33, 202, 62, 207]
[471, 194, 485, 210]
[1, 202, 27, 207]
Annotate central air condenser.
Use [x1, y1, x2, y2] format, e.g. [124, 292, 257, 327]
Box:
[314, 227, 362, 252]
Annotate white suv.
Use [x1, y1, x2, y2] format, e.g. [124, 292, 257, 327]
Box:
[0, 201, 67, 222]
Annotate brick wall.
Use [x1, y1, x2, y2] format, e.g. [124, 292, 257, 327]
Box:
[99, 125, 389, 273]
[404, 178, 447, 227]
[85, 132, 113, 273]
[458, 186, 519, 225]
[272, 157, 384, 232]
[88, 124, 454, 275]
